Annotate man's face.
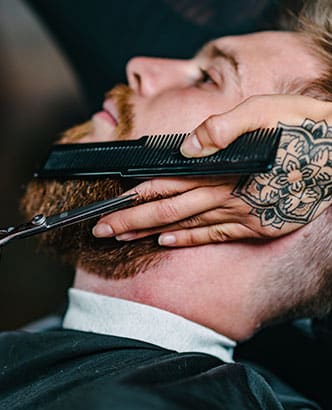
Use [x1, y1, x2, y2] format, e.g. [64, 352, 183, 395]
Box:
[84, 31, 320, 143]
[23, 30, 323, 281]
[22, 30, 331, 335]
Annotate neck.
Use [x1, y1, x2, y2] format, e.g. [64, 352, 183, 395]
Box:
[74, 243, 270, 340]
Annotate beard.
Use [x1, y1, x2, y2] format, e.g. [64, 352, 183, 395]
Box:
[21, 85, 169, 279]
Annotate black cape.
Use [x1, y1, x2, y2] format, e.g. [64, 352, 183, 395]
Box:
[0, 329, 319, 410]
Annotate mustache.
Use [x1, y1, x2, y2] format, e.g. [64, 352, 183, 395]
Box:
[20, 83, 160, 280]
[105, 84, 134, 140]
[59, 83, 134, 144]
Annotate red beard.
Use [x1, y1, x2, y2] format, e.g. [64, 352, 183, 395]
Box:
[21, 85, 168, 279]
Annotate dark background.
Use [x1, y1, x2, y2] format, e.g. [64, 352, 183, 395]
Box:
[0, 0, 282, 330]
[1, 1, 331, 407]
[0, 0, 86, 329]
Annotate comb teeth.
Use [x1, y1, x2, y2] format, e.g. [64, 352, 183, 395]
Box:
[146, 133, 188, 149]
[35, 128, 282, 178]
[144, 133, 189, 165]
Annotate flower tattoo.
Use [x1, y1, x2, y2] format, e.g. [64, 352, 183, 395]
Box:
[232, 119, 332, 229]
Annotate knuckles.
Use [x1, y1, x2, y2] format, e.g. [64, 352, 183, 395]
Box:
[178, 215, 202, 229]
[208, 225, 230, 242]
[115, 214, 136, 233]
[204, 115, 228, 149]
[135, 179, 161, 202]
[185, 229, 202, 246]
[155, 198, 180, 223]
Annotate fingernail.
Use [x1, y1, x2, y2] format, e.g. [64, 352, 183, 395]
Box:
[92, 223, 114, 238]
[158, 234, 176, 246]
[116, 232, 137, 241]
[180, 134, 202, 157]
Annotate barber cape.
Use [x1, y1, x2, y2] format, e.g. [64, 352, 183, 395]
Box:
[0, 289, 320, 410]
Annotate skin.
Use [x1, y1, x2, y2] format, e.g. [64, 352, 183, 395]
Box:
[68, 31, 332, 341]
[76, 210, 332, 341]
[91, 31, 320, 143]
[89, 31, 332, 246]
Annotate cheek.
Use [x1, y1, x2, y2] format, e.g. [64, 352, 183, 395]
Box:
[131, 90, 240, 137]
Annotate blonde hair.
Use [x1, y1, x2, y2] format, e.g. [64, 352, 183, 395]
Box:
[285, 0, 332, 101]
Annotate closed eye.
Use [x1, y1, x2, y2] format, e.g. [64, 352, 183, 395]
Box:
[197, 68, 218, 86]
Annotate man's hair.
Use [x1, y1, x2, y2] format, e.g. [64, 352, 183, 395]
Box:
[258, 207, 332, 326]
[283, 0, 332, 101]
[22, 0, 332, 280]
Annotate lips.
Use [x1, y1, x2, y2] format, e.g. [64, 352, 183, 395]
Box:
[103, 99, 119, 126]
[89, 97, 122, 142]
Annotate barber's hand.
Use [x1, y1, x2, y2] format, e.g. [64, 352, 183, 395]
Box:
[93, 94, 332, 246]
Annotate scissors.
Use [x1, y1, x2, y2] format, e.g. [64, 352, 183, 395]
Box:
[0, 193, 138, 248]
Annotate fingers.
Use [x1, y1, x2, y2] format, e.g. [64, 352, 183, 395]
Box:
[158, 223, 260, 247]
[114, 207, 240, 242]
[93, 184, 233, 237]
[116, 176, 224, 203]
[180, 94, 323, 158]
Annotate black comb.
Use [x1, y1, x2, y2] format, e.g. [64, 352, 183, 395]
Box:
[35, 128, 282, 179]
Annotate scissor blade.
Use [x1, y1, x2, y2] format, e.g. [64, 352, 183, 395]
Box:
[46, 193, 138, 229]
[0, 193, 138, 247]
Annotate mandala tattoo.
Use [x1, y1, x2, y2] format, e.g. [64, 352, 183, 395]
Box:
[232, 119, 332, 229]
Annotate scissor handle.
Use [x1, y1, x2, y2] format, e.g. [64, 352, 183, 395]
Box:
[0, 215, 48, 247]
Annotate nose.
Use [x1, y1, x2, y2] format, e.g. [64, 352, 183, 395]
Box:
[126, 57, 193, 97]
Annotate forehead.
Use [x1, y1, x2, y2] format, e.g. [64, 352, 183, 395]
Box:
[198, 31, 321, 97]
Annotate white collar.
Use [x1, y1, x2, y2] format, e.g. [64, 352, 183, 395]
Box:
[63, 288, 236, 363]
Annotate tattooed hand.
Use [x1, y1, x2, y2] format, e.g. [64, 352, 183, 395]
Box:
[234, 118, 332, 229]
[92, 95, 332, 246]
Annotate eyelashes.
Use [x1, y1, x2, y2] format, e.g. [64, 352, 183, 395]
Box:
[197, 66, 223, 88]
[198, 68, 216, 84]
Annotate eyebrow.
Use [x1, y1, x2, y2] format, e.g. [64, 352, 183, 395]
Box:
[211, 45, 239, 73]
[195, 42, 244, 97]
[196, 43, 239, 75]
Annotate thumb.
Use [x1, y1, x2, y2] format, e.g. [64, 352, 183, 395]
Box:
[180, 95, 277, 158]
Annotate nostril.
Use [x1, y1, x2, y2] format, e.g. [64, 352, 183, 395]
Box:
[133, 72, 141, 92]
[126, 57, 155, 96]
[127, 70, 142, 94]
